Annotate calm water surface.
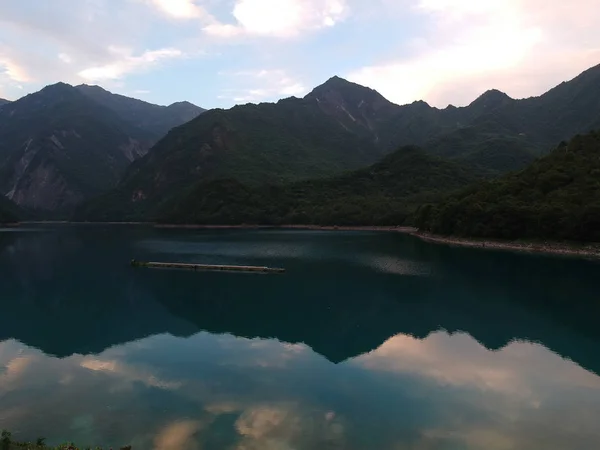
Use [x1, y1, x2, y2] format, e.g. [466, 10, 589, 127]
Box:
[1, 226, 600, 449]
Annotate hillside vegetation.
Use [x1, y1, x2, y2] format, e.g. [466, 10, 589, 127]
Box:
[77, 64, 600, 222]
[154, 146, 478, 226]
[415, 130, 600, 242]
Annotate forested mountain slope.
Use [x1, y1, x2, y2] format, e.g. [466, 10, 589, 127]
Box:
[76, 146, 478, 224]
[0, 83, 154, 211]
[0, 83, 204, 212]
[77, 84, 205, 138]
[415, 130, 600, 242]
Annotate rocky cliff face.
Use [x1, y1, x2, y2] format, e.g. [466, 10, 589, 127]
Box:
[0, 83, 154, 212]
[0, 83, 204, 213]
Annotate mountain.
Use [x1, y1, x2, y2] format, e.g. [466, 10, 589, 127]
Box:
[0, 83, 204, 212]
[461, 89, 514, 121]
[78, 64, 600, 222]
[76, 145, 478, 223]
[75, 89, 388, 219]
[415, 130, 600, 242]
[305, 75, 400, 142]
[76, 84, 205, 138]
[74, 76, 478, 221]
[0, 98, 10, 108]
[0, 83, 156, 211]
[427, 64, 600, 170]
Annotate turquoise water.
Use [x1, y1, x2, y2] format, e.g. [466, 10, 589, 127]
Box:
[1, 226, 600, 449]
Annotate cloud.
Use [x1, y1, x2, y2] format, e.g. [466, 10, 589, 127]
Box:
[204, 0, 348, 38]
[347, 0, 600, 106]
[78, 47, 185, 81]
[154, 420, 203, 450]
[145, 0, 206, 19]
[234, 403, 345, 450]
[80, 357, 183, 390]
[58, 53, 73, 64]
[0, 56, 33, 83]
[219, 69, 308, 103]
[356, 331, 600, 396]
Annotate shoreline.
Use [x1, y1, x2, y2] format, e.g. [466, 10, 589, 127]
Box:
[12, 221, 600, 259]
[155, 223, 600, 259]
[154, 224, 419, 233]
[413, 232, 600, 259]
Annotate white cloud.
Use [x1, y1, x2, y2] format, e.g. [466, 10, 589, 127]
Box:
[205, 0, 348, 38]
[347, 0, 600, 106]
[0, 56, 33, 83]
[78, 46, 184, 81]
[220, 69, 308, 103]
[356, 331, 600, 405]
[80, 357, 182, 390]
[58, 53, 73, 64]
[144, 0, 207, 19]
[233, 403, 345, 450]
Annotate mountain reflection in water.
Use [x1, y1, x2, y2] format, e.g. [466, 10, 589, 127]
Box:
[0, 226, 599, 449]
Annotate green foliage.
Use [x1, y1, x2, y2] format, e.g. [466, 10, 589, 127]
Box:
[78, 65, 600, 222]
[155, 146, 478, 226]
[2, 430, 11, 450]
[425, 124, 539, 174]
[0, 431, 129, 450]
[415, 130, 600, 242]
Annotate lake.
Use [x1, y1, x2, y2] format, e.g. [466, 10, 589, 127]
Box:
[1, 225, 600, 449]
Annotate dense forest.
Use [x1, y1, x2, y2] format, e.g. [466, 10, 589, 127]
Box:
[415, 130, 600, 242]
[77, 65, 600, 222]
[154, 146, 478, 226]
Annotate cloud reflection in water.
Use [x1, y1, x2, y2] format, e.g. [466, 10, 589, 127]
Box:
[1, 329, 600, 450]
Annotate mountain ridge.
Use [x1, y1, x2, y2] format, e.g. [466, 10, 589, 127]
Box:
[76, 63, 600, 222]
[0, 83, 204, 212]
[415, 129, 600, 242]
[76, 84, 206, 138]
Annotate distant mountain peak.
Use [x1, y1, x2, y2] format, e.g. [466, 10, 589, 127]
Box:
[306, 76, 384, 100]
[303, 76, 398, 138]
[167, 100, 204, 112]
[41, 81, 75, 91]
[468, 89, 513, 111]
[169, 100, 196, 107]
[306, 76, 396, 111]
[14, 82, 84, 107]
[471, 89, 512, 103]
[76, 84, 110, 93]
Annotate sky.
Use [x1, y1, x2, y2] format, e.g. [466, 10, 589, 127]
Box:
[1, 0, 600, 109]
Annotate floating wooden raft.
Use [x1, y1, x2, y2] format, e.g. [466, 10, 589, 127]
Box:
[131, 259, 285, 274]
